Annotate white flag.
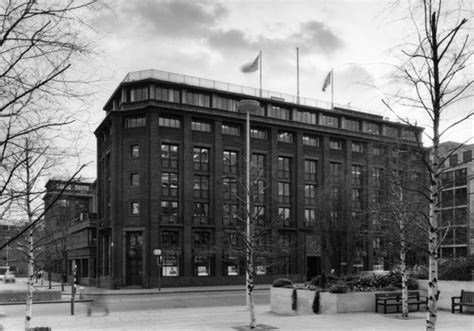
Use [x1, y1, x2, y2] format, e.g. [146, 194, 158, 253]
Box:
[322, 70, 332, 92]
[241, 55, 260, 73]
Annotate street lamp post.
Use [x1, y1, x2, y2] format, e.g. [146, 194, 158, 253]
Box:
[237, 100, 260, 311]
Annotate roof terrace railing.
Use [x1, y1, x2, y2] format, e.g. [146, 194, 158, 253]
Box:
[123, 69, 378, 115]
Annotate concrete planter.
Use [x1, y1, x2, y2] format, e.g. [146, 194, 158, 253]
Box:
[0, 290, 61, 303]
[271, 287, 376, 315]
[418, 279, 474, 312]
[319, 291, 375, 313]
[270, 287, 316, 315]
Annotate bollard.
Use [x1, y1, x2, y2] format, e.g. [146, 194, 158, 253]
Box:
[79, 287, 84, 300]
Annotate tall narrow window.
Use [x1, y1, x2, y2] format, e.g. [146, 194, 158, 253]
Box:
[161, 201, 179, 223]
[162, 172, 179, 197]
[304, 160, 317, 182]
[193, 147, 209, 172]
[278, 182, 291, 204]
[223, 151, 238, 175]
[278, 156, 291, 179]
[161, 144, 179, 169]
[193, 175, 209, 199]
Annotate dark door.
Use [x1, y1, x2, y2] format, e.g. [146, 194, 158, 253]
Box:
[126, 232, 143, 286]
[306, 256, 321, 281]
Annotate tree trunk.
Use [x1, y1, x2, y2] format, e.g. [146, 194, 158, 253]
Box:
[247, 244, 256, 329]
[400, 247, 408, 318]
[25, 229, 34, 331]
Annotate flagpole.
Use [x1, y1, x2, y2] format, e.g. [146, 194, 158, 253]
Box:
[259, 50, 262, 98]
[296, 47, 300, 104]
[331, 68, 334, 109]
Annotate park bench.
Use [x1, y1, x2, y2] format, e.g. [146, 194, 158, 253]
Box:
[375, 291, 427, 314]
[451, 290, 474, 314]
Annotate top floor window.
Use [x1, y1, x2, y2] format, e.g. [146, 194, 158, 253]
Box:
[463, 150, 472, 163]
[250, 128, 267, 140]
[214, 96, 237, 112]
[303, 135, 319, 147]
[184, 91, 210, 107]
[383, 126, 399, 138]
[278, 131, 294, 143]
[125, 116, 146, 128]
[155, 87, 180, 103]
[130, 86, 148, 102]
[343, 118, 360, 131]
[268, 105, 290, 120]
[363, 122, 380, 135]
[293, 110, 316, 124]
[222, 124, 240, 136]
[159, 115, 181, 128]
[192, 120, 211, 132]
[401, 128, 417, 141]
[320, 114, 339, 128]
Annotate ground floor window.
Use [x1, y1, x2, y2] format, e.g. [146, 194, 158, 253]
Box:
[194, 255, 212, 276]
[162, 256, 179, 277]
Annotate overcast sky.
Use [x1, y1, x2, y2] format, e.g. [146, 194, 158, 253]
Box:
[75, 0, 473, 179]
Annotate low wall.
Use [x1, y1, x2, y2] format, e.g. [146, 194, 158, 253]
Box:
[0, 290, 61, 303]
[320, 292, 375, 313]
[418, 279, 474, 312]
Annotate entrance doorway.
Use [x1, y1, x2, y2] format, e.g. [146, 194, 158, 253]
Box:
[306, 256, 321, 281]
[126, 232, 143, 286]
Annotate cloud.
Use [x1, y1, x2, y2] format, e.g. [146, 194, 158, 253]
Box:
[291, 21, 344, 54]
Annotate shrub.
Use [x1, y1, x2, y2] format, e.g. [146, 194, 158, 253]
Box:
[439, 258, 474, 281]
[380, 284, 398, 292]
[272, 278, 294, 288]
[328, 284, 348, 294]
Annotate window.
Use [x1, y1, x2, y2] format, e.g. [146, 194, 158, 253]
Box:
[278, 208, 292, 227]
[214, 96, 237, 111]
[254, 206, 265, 226]
[449, 154, 458, 167]
[125, 116, 146, 128]
[320, 114, 339, 127]
[193, 175, 209, 199]
[363, 122, 380, 135]
[161, 144, 179, 169]
[193, 202, 210, 225]
[278, 182, 291, 204]
[162, 255, 180, 277]
[130, 202, 140, 215]
[330, 162, 342, 184]
[304, 209, 316, 227]
[223, 151, 238, 175]
[278, 157, 291, 179]
[278, 131, 294, 143]
[329, 139, 342, 150]
[223, 177, 237, 200]
[251, 154, 266, 177]
[441, 171, 454, 188]
[401, 128, 417, 141]
[463, 150, 472, 163]
[250, 128, 267, 140]
[304, 160, 317, 182]
[343, 118, 360, 131]
[155, 87, 180, 103]
[441, 190, 454, 208]
[161, 201, 179, 223]
[130, 144, 139, 158]
[254, 180, 265, 203]
[373, 167, 383, 188]
[351, 142, 364, 153]
[303, 135, 319, 147]
[192, 120, 211, 132]
[383, 126, 398, 137]
[159, 115, 181, 128]
[352, 165, 363, 186]
[130, 87, 148, 102]
[352, 188, 362, 209]
[454, 168, 467, 186]
[185, 91, 210, 107]
[304, 184, 316, 205]
[373, 146, 383, 156]
[293, 110, 316, 124]
[130, 173, 140, 187]
[162, 172, 178, 197]
[222, 124, 240, 136]
[454, 188, 467, 206]
[193, 147, 209, 172]
[223, 204, 239, 225]
[268, 105, 290, 120]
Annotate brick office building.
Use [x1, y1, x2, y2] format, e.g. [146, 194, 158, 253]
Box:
[95, 69, 424, 289]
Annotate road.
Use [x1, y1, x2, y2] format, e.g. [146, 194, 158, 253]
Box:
[0, 289, 270, 318]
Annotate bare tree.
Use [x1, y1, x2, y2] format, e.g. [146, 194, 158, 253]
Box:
[383, 1, 473, 328]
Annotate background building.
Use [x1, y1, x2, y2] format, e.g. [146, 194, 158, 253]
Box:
[43, 179, 97, 285]
[95, 69, 424, 288]
[437, 142, 474, 258]
[0, 222, 28, 276]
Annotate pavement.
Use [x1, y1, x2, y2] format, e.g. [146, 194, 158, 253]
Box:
[0, 279, 473, 330]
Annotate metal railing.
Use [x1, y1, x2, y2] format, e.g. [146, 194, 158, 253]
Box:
[123, 69, 380, 114]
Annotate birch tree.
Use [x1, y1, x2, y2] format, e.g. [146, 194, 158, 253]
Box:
[383, 1, 473, 328]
